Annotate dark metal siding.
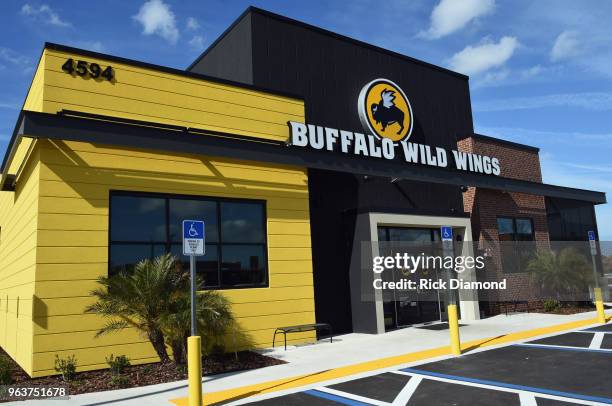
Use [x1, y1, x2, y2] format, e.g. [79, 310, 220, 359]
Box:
[546, 197, 599, 241]
[188, 13, 253, 84]
[191, 9, 481, 334]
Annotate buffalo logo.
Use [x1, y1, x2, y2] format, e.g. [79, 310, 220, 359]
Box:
[358, 78, 413, 142]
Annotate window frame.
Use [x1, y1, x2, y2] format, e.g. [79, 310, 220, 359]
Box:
[108, 190, 269, 290]
[496, 216, 535, 274]
[496, 216, 535, 241]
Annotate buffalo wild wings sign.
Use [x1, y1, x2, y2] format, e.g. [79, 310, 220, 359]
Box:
[287, 78, 501, 176]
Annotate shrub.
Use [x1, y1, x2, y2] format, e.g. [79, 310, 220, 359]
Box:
[543, 299, 561, 312]
[87, 253, 249, 366]
[110, 375, 130, 388]
[106, 354, 131, 377]
[0, 355, 13, 385]
[54, 355, 77, 381]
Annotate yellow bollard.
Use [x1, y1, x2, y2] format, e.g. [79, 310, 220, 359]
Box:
[594, 287, 606, 324]
[448, 304, 461, 356]
[188, 335, 203, 406]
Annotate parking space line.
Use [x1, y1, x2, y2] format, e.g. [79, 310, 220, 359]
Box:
[396, 369, 612, 405]
[303, 389, 375, 406]
[589, 333, 605, 349]
[518, 392, 538, 406]
[391, 376, 422, 405]
[312, 387, 390, 406]
[516, 343, 612, 353]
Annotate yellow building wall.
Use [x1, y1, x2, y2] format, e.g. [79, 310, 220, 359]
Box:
[0, 146, 41, 376]
[31, 139, 315, 377]
[39, 48, 303, 141]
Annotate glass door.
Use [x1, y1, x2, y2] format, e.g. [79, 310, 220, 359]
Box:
[378, 227, 443, 329]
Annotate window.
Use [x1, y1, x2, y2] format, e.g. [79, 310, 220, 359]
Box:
[497, 217, 535, 273]
[109, 192, 267, 289]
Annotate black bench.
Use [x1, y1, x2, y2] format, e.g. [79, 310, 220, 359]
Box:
[273, 323, 333, 350]
[500, 300, 530, 316]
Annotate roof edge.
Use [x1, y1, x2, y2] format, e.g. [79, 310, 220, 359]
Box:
[189, 6, 469, 81]
[43, 42, 303, 101]
[462, 133, 540, 153]
[186, 7, 252, 72]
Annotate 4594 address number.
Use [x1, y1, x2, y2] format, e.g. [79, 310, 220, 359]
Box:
[62, 58, 114, 81]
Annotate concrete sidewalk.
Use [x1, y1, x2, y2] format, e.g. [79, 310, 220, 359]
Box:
[11, 309, 611, 406]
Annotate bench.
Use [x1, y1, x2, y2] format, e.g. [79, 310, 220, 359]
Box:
[500, 300, 530, 316]
[273, 323, 333, 350]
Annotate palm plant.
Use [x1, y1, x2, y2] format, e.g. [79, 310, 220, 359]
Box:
[85, 254, 186, 362]
[86, 253, 241, 365]
[160, 287, 235, 364]
[527, 247, 593, 301]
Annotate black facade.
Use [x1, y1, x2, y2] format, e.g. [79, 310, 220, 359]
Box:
[189, 7, 606, 332]
[190, 8, 474, 333]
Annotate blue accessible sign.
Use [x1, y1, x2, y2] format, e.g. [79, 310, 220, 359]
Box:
[183, 220, 205, 256]
[441, 226, 453, 242]
[588, 230, 597, 256]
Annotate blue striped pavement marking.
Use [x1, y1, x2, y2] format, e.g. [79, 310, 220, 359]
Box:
[303, 389, 374, 406]
[400, 368, 612, 404]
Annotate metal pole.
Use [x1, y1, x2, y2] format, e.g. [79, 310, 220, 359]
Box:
[591, 249, 606, 324]
[190, 254, 197, 336]
[443, 235, 461, 356]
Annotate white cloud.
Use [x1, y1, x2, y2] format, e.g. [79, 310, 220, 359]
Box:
[476, 126, 612, 145]
[551, 30, 580, 62]
[0, 102, 18, 109]
[474, 68, 510, 87]
[0, 47, 32, 73]
[133, 0, 179, 44]
[420, 0, 495, 39]
[189, 35, 205, 50]
[521, 65, 542, 79]
[186, 17, 199, 31]
[21, 4, 71, 27]
[0, 48, 29, 66]
[473, 92, 612, 112]
[449, 36, 518, 75]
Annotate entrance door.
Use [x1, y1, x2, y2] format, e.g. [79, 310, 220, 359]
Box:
[377, 227, 443, 329]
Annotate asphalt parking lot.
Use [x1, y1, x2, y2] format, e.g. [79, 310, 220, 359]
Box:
[239, 322, 612, 405]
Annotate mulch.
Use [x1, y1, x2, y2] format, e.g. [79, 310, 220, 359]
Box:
[0, 347, 284, 399]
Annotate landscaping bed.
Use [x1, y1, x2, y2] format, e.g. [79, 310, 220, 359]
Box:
[0, 348, 284, 398]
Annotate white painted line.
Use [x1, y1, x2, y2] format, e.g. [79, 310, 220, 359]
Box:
[574, 330, 612, 334]
[589, 332, 605, 350]
[519, 392, 538, 406]
[314, 386, 391, 406]
[519, 342, 612, 353]
[391, 376, 422, 406]
[392, 371, 605, 406]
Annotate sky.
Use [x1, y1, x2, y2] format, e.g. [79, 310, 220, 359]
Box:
[1, 0, 612, 238]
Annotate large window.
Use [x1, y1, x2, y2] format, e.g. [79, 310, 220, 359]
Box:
[497, 217, 535, 273]
[109, 192, 267, 289]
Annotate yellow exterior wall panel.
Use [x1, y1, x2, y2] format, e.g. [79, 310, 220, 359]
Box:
[2, 45, 314, 377]
[30, 138, 315, 375]
[41, 50, 303, 141]
[0, 146, 41, 376]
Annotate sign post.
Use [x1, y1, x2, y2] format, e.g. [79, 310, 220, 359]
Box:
[588, 231, 606, 324]
[441, 226, 461, 356]
[183, 220, 205, 406]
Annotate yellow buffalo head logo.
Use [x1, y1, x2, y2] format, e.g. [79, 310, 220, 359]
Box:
[358, 79, 413, 142]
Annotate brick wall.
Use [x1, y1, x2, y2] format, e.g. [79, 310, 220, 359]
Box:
[458, 136, 550, 315]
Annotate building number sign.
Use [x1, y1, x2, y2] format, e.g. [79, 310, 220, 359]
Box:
[61, 58, 114, 81]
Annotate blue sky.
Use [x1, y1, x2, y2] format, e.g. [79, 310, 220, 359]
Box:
[1, 0, 612, 238]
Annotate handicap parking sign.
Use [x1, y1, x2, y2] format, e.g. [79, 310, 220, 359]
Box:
[183, 220, 205, 256]
[441, 226, 453, 242]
